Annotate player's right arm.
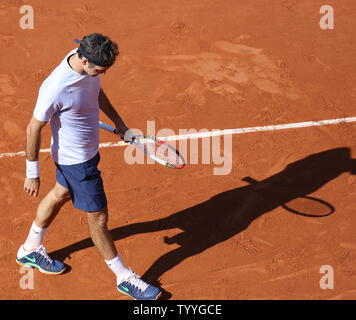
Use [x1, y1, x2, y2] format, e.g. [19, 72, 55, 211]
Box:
[24, 116, 47, 197]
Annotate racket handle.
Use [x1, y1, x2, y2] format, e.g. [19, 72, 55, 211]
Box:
[99, 121, 117, 134]
[99, 121, 136, 143]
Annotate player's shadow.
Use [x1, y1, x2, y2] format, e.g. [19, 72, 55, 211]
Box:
[50, 147, 355, 299]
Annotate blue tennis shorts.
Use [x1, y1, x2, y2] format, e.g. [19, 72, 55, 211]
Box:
[55, 153, 107, 212]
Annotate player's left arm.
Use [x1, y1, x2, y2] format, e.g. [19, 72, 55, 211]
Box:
[98, 88, 129, 138]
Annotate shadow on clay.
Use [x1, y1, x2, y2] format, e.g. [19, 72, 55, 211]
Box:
[50, 147, 356, 299]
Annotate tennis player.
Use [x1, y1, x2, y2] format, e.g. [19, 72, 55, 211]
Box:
[16, 33, 161, 300]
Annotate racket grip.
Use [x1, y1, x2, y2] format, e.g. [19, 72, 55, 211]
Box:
[99, 121, 117, 134]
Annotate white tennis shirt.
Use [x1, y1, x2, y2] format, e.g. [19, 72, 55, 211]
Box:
[33, 49, 101, 165]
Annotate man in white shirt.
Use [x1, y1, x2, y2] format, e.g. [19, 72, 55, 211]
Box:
[16, 33, 161, 300]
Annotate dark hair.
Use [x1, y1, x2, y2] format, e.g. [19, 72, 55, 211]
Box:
[76, 33, 119, 67]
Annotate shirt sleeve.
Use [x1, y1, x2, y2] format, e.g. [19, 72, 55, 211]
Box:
[33, 81, 61, 122]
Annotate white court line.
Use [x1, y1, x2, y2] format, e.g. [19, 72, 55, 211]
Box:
[1, 116, 355, 159]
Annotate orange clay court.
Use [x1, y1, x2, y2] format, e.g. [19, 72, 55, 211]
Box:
[0, 0, 355, 299]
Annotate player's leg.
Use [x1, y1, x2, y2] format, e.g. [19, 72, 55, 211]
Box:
[87, 207, 161, 300]
[34, 181, 71, 228]
[23, 182, 70, 251]
[86, 206, 117, 260]
[16, 182, 70, 274]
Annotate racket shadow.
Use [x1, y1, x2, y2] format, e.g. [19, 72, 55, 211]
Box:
[50, 147, 356, 299]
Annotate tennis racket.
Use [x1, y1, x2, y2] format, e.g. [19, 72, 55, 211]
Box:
[99, 121, 186, 169]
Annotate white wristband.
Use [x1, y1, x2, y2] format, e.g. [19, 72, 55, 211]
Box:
[26, 159, 39, 178]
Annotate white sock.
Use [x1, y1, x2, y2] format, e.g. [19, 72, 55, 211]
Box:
[17, 245, 32, 259]
[105, 254, 131, 284]
[23, 221, 47, 252]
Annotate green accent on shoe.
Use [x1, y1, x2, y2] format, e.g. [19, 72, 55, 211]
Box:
[16, 259, 64, 275]
[118, 285, 129, 292]
[24, 256, 36, 263]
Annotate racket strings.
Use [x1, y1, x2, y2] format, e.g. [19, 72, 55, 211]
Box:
[141, 139, 183, 166]
[155, 143, 181, 165]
